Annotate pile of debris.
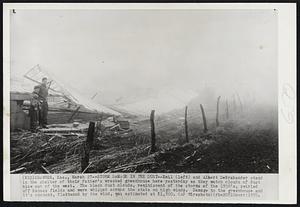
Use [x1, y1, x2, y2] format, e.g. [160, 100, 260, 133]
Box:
[10, 131, 85, 173]
[10, 117, 278, 174]
[10, 117, 134, 174]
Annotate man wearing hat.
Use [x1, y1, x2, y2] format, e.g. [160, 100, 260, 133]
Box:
[38, 77, 49, 128]
[29, 85, 41, 132]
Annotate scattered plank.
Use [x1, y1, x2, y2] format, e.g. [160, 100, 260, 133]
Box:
[82, 161, 93, 174]
[10, 167, 26, 173]
[68, 106, 81, 123]
[41, 165, 51, 174]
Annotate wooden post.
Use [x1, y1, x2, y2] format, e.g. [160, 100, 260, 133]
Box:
[81, 122, 95, 172]
[150, 110, 156, 153]
[216, 96, 221, 127]
[200, 104, 208, 133]
[184, 106, 189, 143]
[226, 100, 229, 119]
[86, 122, 95, 148]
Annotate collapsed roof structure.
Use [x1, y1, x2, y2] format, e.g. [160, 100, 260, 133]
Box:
[23, 64, 120, 115]
[10, 65, 120, 130]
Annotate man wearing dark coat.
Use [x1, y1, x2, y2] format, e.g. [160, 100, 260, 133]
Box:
[29, 85, 41, 132]
[38, 77, 49, 128]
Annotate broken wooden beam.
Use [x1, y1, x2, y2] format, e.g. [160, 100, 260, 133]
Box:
[68, 106, 81, 123]
[41, 165, 51, 174]
[39, 127, 85, 134]
[109, 124, 120, 130]
[82, 161, 93, 174]
[10, 167, 26, 174]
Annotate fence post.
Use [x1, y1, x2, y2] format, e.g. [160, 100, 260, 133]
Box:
[200, 104, 208, 133]
[81, 121, 95, 172]
[150, 110, 156, 153]
[184, 106, 189, 143]
[216, 96, 221, 127]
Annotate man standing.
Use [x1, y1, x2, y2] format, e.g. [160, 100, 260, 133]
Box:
[38, 77, 49, 128]
[29, 86, 41, 132]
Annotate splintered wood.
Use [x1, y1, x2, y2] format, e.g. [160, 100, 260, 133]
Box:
[10, 108, 278, 174]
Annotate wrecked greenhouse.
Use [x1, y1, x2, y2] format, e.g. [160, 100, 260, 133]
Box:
[10, 65, 122, 131]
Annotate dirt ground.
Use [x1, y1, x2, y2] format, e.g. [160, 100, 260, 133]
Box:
[10, 107, 278, 174]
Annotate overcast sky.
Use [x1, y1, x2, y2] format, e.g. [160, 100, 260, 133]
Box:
[10, 9, 277, 105]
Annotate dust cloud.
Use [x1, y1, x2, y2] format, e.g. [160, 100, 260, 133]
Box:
[10, 9, 277, 108]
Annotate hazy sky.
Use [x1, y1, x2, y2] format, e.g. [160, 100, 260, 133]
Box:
[10, 9, 277, 105]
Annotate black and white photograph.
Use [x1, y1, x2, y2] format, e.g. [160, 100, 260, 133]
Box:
[9, 8, 279, 175]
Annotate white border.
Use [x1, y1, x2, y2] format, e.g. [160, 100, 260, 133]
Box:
[3, 3, 297, 203]
[277, 3, 297, 203]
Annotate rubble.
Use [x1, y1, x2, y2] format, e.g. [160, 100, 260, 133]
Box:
[39, 123, 89, 134]
[10, 116, 278, 174]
